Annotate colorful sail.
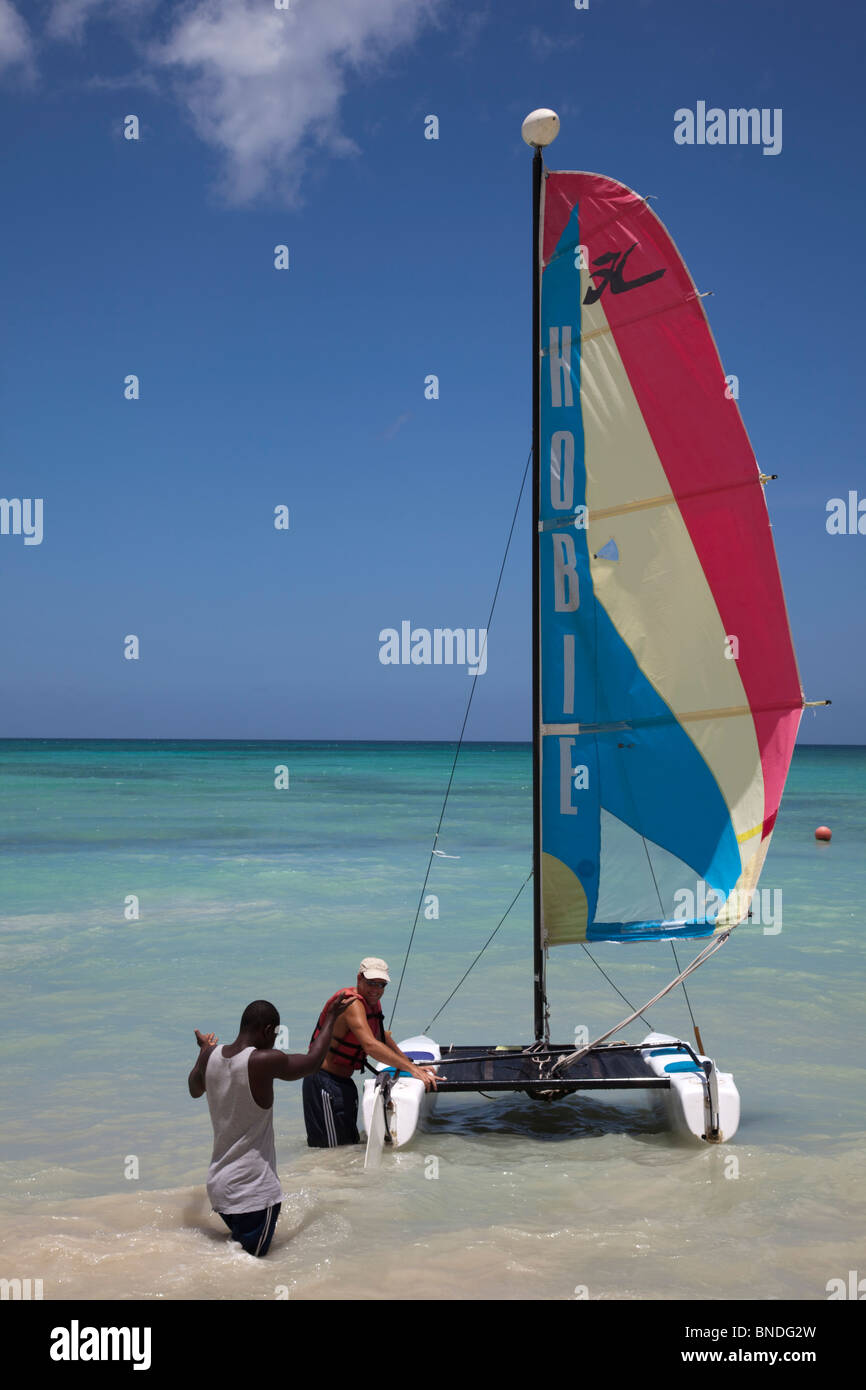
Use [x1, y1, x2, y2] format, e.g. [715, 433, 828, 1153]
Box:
[538, 172, 803, 944]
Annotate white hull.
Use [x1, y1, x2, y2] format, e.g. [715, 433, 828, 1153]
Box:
[361, 1032, 739, 1152]
[639, 1032, 739, 1142]
[361, 1035, 440, 1150]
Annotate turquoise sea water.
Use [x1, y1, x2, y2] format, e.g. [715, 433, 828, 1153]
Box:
[0, 740, 863, 1300]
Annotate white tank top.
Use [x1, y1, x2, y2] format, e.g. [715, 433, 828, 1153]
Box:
[205, 1046, 283, 1214]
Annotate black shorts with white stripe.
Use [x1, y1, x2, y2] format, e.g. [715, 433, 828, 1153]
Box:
[218, 1202, 281, 1257]
[302, 1069, 360, 1147]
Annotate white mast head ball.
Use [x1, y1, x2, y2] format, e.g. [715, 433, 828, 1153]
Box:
[521, 109, 560, 148]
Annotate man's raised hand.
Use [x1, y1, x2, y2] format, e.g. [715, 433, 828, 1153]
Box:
[325, 991, 355, 1021]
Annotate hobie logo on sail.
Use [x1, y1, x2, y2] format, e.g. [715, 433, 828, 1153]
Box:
[378, 622, 487, 675]
[583, 245, 665, 305]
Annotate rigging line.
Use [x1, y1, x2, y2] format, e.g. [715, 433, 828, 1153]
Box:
[562, 352, 662, 1030]
[592, 589, 666, 935]
[579, 943, 654, 1029]
[423, 872, 533, 1033]
[548, 930, 730, 1076]
[580, 498, 660, 1025]
[670, 940, 698, 1032]
[389, 449, 533, 1029]
[604, 672, 666, 926]
[671, 939, 706, 1054]
[636, 797, 665, 921]
[585, 725, 664, 1018]
[585, 517, 677, 929]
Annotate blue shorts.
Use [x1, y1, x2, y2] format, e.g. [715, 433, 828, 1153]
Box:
[218, 1202, 281, 1257]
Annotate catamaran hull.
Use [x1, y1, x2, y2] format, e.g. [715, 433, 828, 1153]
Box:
[640, 1033, 740, 1143]
[361, 1036, 440, 1150]
[578, 1034, 741, 1142]
[361, 1033, 739, 1150]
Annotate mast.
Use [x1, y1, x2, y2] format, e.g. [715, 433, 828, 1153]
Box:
[523, 110, 560, 1042]
[531, 143, 544, 1041]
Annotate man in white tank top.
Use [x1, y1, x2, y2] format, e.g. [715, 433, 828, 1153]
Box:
[188, 994, 350, 1256]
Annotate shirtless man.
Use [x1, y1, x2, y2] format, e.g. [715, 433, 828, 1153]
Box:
[188, 993, 351, 1255]
[303, 957, 442, 1147]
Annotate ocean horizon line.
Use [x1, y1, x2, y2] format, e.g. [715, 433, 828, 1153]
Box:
[0, 737, 858, 749]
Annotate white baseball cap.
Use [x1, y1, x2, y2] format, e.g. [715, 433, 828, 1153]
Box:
[359, 957, 390, 982]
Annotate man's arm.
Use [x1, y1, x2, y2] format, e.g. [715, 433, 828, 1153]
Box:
[259, 992, 353, 1083]
[382, 1029, 443, 1088]
[352, 1008, 442, 1090]
[383, 1029, 430, 1073]
[188, 1030, 217, 1098]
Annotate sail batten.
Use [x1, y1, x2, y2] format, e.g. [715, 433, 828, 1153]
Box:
[542, 700, 804, 735]
[538, 170, 803, 946]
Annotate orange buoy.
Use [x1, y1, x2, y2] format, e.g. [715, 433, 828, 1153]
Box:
[815, 826, 832, 842]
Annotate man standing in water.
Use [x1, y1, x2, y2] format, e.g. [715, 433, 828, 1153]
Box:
[188, 993, 350, 1256]
[303, 957, 441, 1147]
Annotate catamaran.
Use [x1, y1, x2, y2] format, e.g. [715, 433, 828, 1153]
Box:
[362, 110, 814, 1164]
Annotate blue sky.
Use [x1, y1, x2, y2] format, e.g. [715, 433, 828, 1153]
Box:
[1, 0, 863, 741]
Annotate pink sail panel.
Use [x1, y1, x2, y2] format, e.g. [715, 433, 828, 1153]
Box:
[543, 171, 803, 840]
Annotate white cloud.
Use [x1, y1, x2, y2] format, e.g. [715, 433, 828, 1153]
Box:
[450, 4, 490, 61]
[0, 0, 35, 74]
[148, 0, 441, 204]
[381, 411, 412, 442]
[527, 27, 581, 62]
[46, 0, 156, 43]
[84, 67, 161, 94]
[3, 0, 441, 204]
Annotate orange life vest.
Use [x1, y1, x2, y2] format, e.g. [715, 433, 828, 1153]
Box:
[310, 987, 385, 1077]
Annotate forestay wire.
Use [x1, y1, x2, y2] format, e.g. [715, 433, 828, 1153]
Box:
[389, 449, 532, 1030]
[580, 943, 655, 1030]
[423, 872, 533, 1032]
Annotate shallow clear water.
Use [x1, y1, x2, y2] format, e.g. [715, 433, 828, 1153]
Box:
[0, 741, 862, 1300]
